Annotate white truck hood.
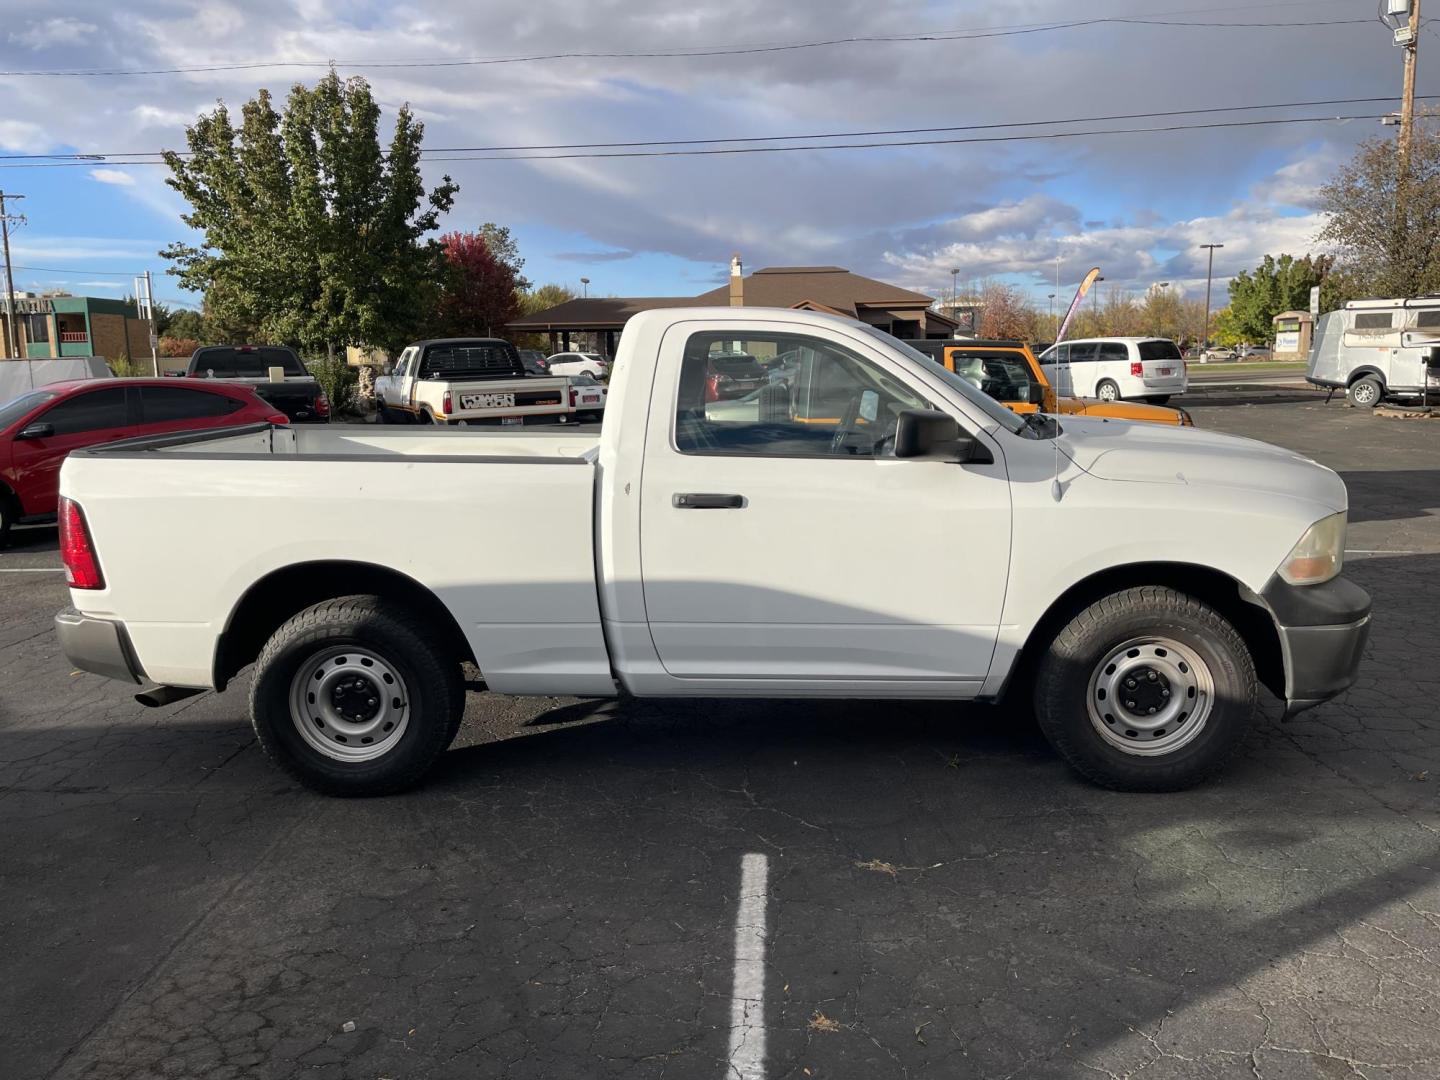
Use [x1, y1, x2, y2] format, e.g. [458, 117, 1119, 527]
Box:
[1056, 416, 1347, 513]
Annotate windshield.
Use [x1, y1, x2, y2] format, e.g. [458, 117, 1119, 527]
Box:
[0, 390, 58, 431]
[857, 327, 1030, 435]
[192, 348, 307, 378]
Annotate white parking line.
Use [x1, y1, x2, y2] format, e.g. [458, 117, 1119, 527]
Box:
[0, 568, 65, 573]
[726, 852, 769, 1080]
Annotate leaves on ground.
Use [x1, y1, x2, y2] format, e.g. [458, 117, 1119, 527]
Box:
[808, 1011, 842, 1034]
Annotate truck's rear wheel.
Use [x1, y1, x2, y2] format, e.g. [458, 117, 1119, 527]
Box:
[1032, 586, 1256, 792]
[249, 596, 464, 795]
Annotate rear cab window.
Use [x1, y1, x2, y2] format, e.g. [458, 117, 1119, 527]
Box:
[192, 348, 307, 378]
[419, 342, 522, 379]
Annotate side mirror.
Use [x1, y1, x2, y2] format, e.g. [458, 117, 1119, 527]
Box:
[1427, 347, 1440, 368]
[16, 421, 53, 441]
[382, 362, 395, 376]
[894, 409, 986, 461]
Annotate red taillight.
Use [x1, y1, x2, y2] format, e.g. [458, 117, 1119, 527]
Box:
[704, 373, 722, 402]
[59, 498, 104, 590]
[315, 392, 331, 417]
[265, 412, 289, 425]
[1130, 362, 1143, 377]
[443, 390, 453, 414]
[568, 387, 578, 407]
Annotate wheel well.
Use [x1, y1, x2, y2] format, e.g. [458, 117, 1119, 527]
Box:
[1347, 367, 1386, 387]
[1004, 562, 1284, 704]
[213, 561, 476, 690]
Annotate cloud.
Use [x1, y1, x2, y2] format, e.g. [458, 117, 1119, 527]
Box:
[8, 17, 97, 50]
[552, 250, 635, 263]
[89, 169, 137, 187]
[0, 120, 45, 152]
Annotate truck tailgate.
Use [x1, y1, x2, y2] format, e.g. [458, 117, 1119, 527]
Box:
[59, 448, 611, 696]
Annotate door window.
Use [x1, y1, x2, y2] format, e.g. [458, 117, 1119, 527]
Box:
[140, 386, 243, 423]
[673, 330, 926, 458]
[946, 351, 1041, 403]
[1039, 345, 1068, 365]
[39, 388, 129, 435]
[1068, 343, 1100, 362]
[1097, 342, 1129, 363]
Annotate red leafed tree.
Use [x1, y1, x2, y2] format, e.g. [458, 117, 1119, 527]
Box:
[434, 230, 522, 337]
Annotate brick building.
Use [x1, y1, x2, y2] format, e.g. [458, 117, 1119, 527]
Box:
[1, 294, 153, 365]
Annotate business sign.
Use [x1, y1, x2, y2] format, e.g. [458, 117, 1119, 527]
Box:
[12, 298, 54, 315]
[1275, 331, 1301, 353]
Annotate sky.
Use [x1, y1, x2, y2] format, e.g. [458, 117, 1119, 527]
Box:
[0, 0, 1430, 312]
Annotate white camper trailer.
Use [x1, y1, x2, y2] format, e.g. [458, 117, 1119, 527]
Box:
[1307, 297, 1440, 407]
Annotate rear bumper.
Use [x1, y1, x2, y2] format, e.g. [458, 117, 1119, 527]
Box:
[1306, 375, 1343, 389]
[1257, 576, 1372, 718]
[54, 608, 144, 685]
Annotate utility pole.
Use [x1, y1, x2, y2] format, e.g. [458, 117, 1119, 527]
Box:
[1200, 243, 1224, 350]
[0, 191, 23, 360]
[143, 270, 159, 376]
[1398, 0, 1423, 175]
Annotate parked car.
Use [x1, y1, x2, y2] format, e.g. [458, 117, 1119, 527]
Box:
[0, 379, 285, 545]
[705, 352, 767, 401]
[1202, 346, 1237, 362]
[376, 338, 574, 426]
[908, 340, 1192, 426]
[185, 345, 330, 423]
[518, 349, 549, 375]
[1237, 345, 1273, 361]
[546, 352, 610, 379]
[1037, 338, 1189, 404]
[1307, 298, 1440, 408]
[566, 373, 608, 422]
[56, 307, 1368, 798]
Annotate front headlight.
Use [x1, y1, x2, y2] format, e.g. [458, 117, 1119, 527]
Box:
[1278, 511, 1347, 586]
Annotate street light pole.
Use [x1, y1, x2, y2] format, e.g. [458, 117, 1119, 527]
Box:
[1200, 244, 1224, 350]
[1048, 293, 1056, 330]
[950, 267, 959, 315]
[580, 277, 590, 298]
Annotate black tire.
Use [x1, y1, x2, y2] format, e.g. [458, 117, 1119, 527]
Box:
[1096, 379, 1121, 403]
[416, 408, 435, 425]
[376, 402, 393, 424]
[249, 595, 465, 796]
[1347, 376, 1383, 409]
[0, 491, 13, 549]
[1032, 586, 1256, 792]
[1147, 395, 1171, 405]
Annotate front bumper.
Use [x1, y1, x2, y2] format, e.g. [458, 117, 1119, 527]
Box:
[1258, 576, 1372, 717]
[54, 608, 144, 685]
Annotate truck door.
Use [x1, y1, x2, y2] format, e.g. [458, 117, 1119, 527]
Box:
[636, 320, 1011, 692]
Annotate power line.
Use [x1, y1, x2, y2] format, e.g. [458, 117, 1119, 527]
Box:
[0, 112, 1405, 169]
[0, 8, 1371, 77]
[7, 94, 1431, 162]
[12, 263, 139, 276]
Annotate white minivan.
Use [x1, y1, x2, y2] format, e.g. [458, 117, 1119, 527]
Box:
[1038, 338, 1189, 404]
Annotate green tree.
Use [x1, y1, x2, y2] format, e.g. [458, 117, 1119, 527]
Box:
[1319, 120, 1440, 298]
[511, 283, 577, 350]
[165, 309, 207, 341]
[478, 223, 531, 292]
[1225, 254, 1336, 344]
[161, 72, 458, 355]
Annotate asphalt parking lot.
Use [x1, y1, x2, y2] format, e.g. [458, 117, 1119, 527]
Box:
[3, 387, 1439, 1080]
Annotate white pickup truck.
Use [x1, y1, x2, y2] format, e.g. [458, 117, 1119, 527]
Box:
[55, 308, 1370, 796]
[375, 337, 573, 426]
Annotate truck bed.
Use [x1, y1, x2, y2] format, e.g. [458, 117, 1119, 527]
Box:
[61, 423, 611, 695]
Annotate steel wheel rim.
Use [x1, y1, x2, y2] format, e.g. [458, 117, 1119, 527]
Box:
[1087, 636, 1214, 757]
[288, 646, 410, 762]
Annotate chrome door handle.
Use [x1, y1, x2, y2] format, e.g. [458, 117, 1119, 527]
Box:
[672, 493, 746, 509]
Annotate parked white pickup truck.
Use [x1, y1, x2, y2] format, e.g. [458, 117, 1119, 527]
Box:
[55, 308, 1370, 796]
[375, 337, 572, 426]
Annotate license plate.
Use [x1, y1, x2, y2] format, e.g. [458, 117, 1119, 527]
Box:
[501, 416, 524, 426]
[461, 392, 516, 409]
[1158, 367, 1173, 376]
[581, 394, 601, 404]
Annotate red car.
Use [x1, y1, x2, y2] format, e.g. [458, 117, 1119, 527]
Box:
[0, 379, 286, 545]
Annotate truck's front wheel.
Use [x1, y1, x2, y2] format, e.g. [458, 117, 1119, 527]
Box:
[1033, 586, 1256, 792]
[249, 596, 465, 795]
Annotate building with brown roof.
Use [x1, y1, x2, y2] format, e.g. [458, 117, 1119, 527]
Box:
[508, 260, 959, 356]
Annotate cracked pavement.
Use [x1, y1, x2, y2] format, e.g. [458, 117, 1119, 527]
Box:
[2, 390, 1438, 1079]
